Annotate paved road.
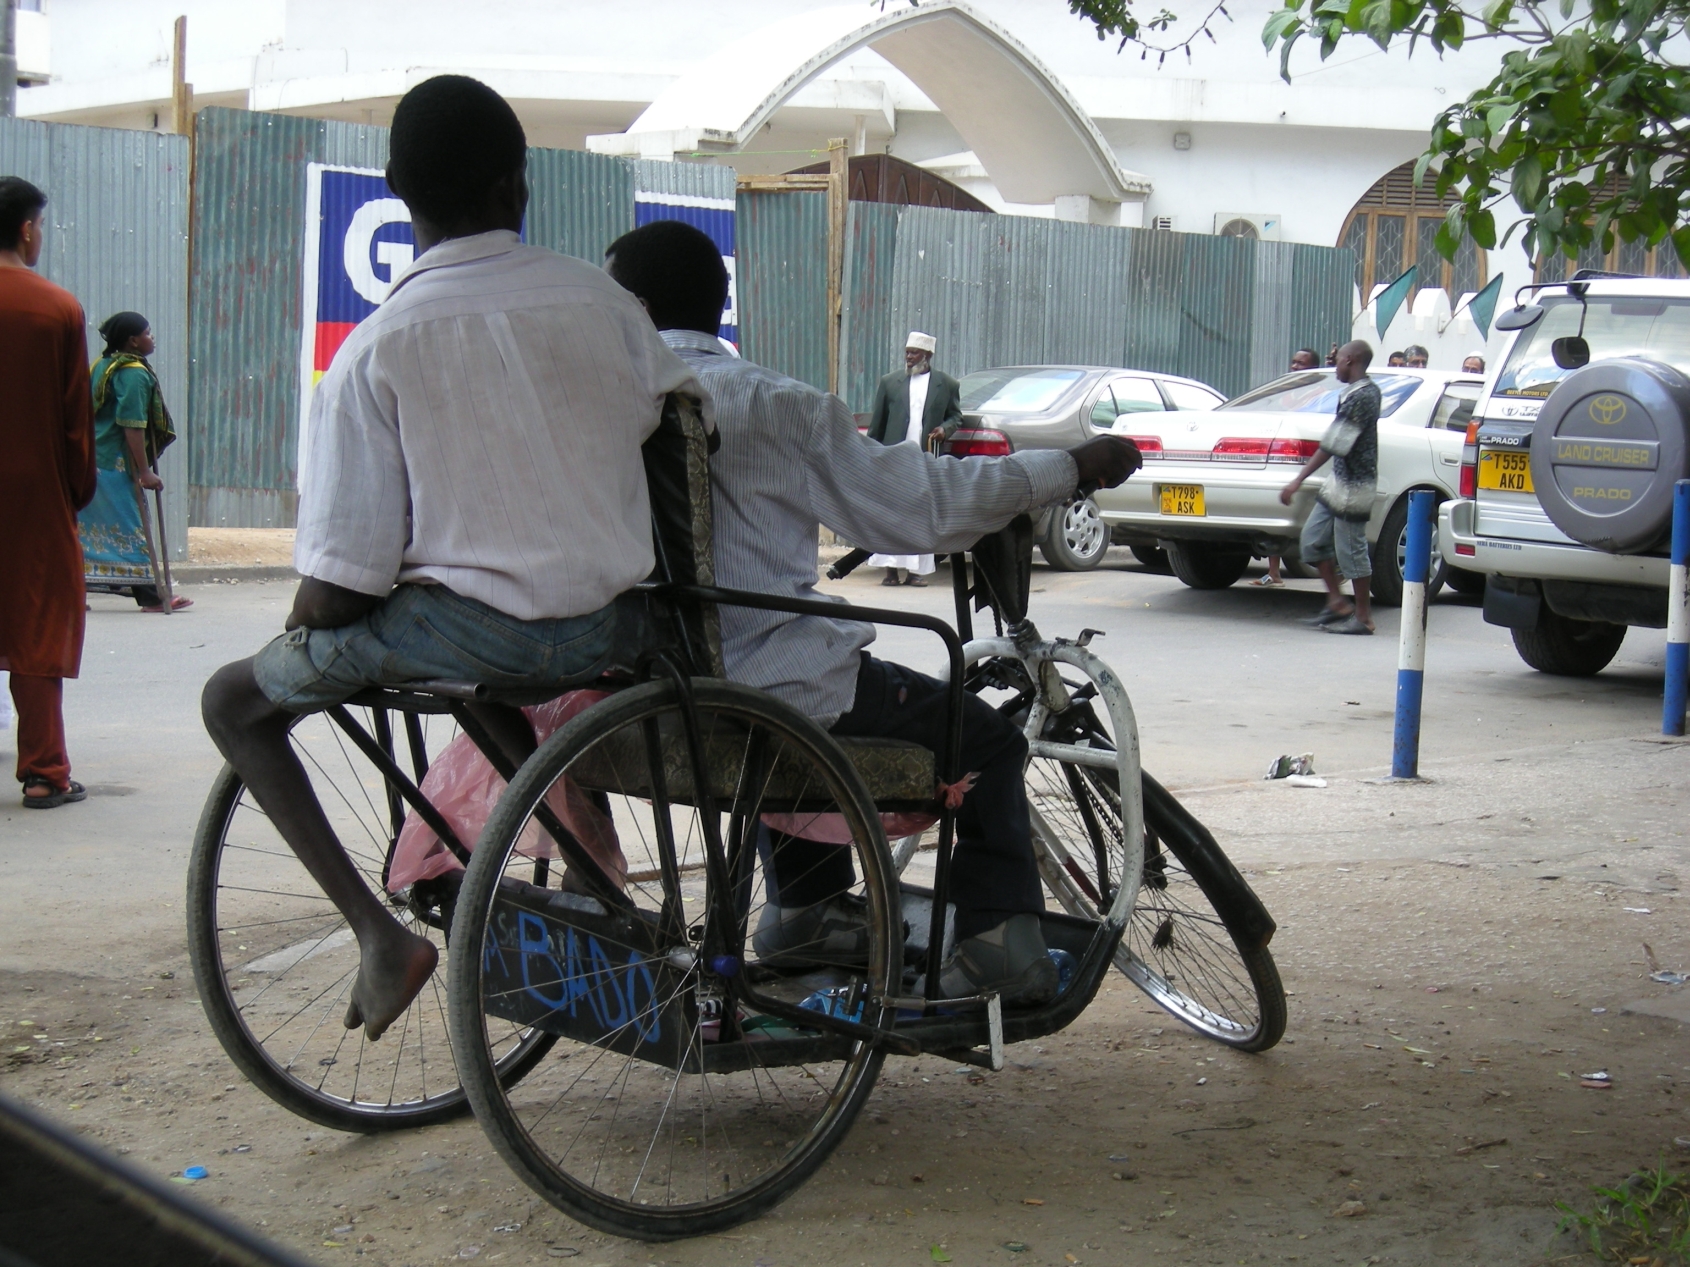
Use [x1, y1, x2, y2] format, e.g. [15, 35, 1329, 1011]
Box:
[0, 552, 1670, 977]
[2, 551, 1686, 1266]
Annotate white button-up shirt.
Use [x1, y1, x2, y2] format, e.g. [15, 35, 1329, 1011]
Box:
[661, 329, 1078, 721]
[294, 230, 704, 621]
[904, 371, 931, 445]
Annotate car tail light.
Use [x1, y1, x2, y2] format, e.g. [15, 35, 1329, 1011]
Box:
[1459, 420, 1479, 498]
[1267, 437, 1322, 464]
[1454, 542, 1476, 556]
[1212, 437, 1271, 458]
[946, 428, 1012, 458]
[1119, 435, 1163, 457]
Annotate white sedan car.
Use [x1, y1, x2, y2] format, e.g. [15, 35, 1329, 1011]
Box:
[1092, 368, 1485, 603]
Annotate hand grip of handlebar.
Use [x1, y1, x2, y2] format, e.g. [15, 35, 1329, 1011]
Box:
[826, 548, 872, 580]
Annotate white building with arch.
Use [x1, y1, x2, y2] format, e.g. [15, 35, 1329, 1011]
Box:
[17, 0, 1590, 366]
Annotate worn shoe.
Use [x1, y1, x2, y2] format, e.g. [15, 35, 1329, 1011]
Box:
[880, 572, 903, 587]
[902, 575, 929, 587]
[1324, 615, 1375, 635]
[1300, 606, 1350, 628]
[935, 914, 1059, 1008]
[753, 893, 872, 968]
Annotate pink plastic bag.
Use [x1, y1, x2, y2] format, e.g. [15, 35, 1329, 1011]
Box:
[386, 691, 626, 893]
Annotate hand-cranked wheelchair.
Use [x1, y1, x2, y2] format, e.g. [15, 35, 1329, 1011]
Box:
[186, 396, 1283, 1240]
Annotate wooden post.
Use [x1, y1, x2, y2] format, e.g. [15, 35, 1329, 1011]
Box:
[826, 137, 847, 396]
[171, 16, 193, 137]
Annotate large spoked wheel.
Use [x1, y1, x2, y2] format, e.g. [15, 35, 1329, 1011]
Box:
[186, 707, 553, 1133]
[449, 678, 901, 1241]
[1022, 698, 1286, 1052]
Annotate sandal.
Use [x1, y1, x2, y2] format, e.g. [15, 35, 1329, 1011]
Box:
[22, 777, 87, 809]
[1250, 575, 1285, 588]
[140, 596, 194, 613]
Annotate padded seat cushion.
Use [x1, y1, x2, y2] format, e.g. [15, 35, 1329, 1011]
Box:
[567, 716, 934, 808]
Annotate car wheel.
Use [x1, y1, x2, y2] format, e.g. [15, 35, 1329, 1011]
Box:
[1040, 496, 1109, 571]
[1445, 565, 1486, 596]
[1164, 541, 1251, 590]
[1511, 610, 1627, 676]
[1371, 494, 1447, 608]
[1129, 543, 1172, 574]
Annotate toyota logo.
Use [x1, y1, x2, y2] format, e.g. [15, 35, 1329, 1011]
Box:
[1588, 395, 1629, 426]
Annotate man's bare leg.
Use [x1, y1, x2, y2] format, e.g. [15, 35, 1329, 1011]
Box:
[1315, 561, 1355, 617]
[202, 658, 437, 1041]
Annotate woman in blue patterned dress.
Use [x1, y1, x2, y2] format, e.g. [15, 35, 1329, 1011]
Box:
[78, 311, 190, 611]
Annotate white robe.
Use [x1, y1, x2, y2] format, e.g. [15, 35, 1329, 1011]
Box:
[868, 371, 936, 575]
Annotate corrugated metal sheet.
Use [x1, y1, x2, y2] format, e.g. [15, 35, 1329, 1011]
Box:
[889, 207, 991, 378]
[1249, 240, 1296, 390]
[0, 115, 191, 557]
[189, 107, 387, 527]
[190, 109, 642, 526]
[736, 190, 827, 389]
[1043, 218, 1131, 368]
[526, 147, 633, 262]
[630, 158, 736, 202]
[840, 200, 900, 414]
[1290, 242, 1360, 366]
[1173, 231, 1255, 397]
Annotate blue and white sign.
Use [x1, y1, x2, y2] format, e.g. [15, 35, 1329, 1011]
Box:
[634, 190, 737, 346]
[298, 164, 416, 478]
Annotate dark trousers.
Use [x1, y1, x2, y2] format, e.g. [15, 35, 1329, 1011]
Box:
[10, 674, 70, 788]
[768, 653, 1044, 941]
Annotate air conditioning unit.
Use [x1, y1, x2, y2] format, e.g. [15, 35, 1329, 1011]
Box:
[1150, 215, 1176, 231]
[1213, 213, 1282, 241]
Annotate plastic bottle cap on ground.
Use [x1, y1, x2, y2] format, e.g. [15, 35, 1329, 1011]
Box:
[183, 1165, 208, 1180]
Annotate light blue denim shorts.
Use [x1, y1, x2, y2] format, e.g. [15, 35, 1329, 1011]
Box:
[1299, 500, 1372, 581]
[252, 583, 619, 713]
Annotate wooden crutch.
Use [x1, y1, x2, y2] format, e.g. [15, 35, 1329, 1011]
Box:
[132, 473, 174, 614]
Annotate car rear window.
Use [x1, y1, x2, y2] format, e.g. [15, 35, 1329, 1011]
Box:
[959, 368, 1087, 414]
[1219, 371, 1422, 418]
[1492, 295, 1690, 398]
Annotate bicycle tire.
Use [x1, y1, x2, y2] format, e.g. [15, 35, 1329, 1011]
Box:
[187, 709, 553, 1134]
[1025, 716, 1285, 1051]
[449, 677, 901, 1240]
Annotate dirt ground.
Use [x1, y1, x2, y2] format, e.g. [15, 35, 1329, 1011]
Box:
[186, 527, 296, 567]
[5, 733, 1689, 1266]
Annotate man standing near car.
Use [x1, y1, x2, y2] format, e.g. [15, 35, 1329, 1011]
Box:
[864, 331, 964, 586]
[1279, 340, 1380, 635]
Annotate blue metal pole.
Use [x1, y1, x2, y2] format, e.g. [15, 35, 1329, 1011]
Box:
[1664, 480, 1690, 737]
[1391, 491, 1437, 778]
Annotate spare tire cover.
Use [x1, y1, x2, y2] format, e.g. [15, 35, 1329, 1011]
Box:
[1530, 357, 1690, 553]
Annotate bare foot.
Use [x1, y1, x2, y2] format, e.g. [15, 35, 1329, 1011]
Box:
[343, 927, 438, 1041]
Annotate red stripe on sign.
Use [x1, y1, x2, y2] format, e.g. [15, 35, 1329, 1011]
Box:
[313, 321, 358, 373]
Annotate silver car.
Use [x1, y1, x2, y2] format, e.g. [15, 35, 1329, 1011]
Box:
[954, 365, 1226, 569]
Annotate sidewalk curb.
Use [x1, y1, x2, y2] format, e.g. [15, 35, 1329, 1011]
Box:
[173, 565, 299, 584]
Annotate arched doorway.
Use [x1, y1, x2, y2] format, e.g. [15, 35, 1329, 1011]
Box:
[1338, 162, 1487, 301]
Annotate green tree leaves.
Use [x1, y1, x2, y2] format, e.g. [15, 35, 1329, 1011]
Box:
[1070, 0, 1690, 269]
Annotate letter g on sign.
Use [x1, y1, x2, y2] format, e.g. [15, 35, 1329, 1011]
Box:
[343, 198, 414, 305]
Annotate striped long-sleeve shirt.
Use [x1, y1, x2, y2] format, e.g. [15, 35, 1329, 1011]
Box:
[661, 329, 1078, 722]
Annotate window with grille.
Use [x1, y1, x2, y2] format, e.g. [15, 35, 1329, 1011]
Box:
[1338, 162, 1488, 303]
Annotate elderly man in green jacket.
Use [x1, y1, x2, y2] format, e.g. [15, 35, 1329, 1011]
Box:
[864, 331, 965, 585]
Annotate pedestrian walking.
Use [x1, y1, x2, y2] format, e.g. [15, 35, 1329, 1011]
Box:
[1253, 348, 1324, 587]
[79, 311, 190, 611]
[864, 330, 963, 586]
[0, 177, 98, 808]
[1279, 339, 1380, 635]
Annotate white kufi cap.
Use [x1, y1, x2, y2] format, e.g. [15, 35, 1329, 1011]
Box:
[905, 331, 937, 353]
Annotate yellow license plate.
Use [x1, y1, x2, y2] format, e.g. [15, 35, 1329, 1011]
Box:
[1159, 484, 1205, 516]
[1478, 450, 1534, 493]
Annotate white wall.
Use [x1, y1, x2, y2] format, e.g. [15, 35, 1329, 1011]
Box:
[22, 0, 1520, 264]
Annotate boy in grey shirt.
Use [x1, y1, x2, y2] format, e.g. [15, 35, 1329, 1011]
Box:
[1279, 340, 1380, 634]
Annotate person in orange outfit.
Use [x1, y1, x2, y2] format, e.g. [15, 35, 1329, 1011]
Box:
[0, 177, 97, 808]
